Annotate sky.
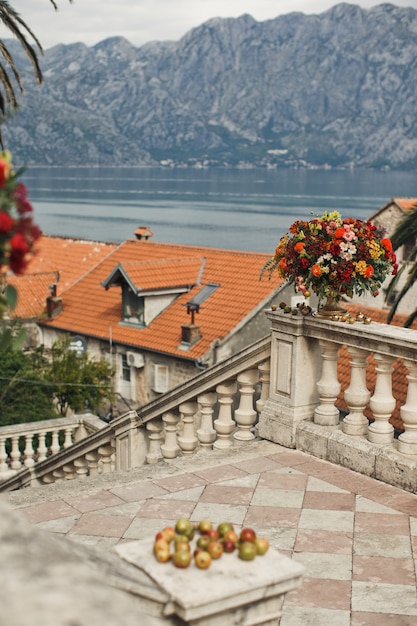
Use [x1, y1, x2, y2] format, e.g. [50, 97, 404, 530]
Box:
[6, 0, 417, 49]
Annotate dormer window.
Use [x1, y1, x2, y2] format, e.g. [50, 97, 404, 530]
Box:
[101, 258, 206, 327]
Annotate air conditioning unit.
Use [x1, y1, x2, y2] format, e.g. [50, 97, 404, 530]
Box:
[126, 351, 144, 368]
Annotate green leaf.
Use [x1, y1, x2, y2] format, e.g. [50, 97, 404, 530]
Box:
[4, 284, 18, 311]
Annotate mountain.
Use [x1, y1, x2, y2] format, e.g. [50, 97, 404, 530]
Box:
[3, 3, 417, 169]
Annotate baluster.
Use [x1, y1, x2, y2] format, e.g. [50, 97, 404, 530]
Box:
[213, 380, 237, 450]
[37, 430, 48, 462]
[63, 427, 73, 449]
[98, 444, 115, 473]
[85, 451, 101, 476]
[398, 360, 417, 455]
[52, 468, 66, 482]
[314, 339, 341, 426]
[0, 436, 9, 474]
[178, 402, 199, 455]
[73, 456, 89, 479]
[234, 368, 259, 441]
[161, 411, 181, 459]
[256, 359, 270, 417]
[50, 430, 61, 455]
[63, 463, 76, 480]
[146, 419, 163, 464]
[368, 354, 395, 444]
[197, 392, 217, 450]
[23, 434, 35, 468]
[342, 347, 370, 436]
[10, 435, 21, 470]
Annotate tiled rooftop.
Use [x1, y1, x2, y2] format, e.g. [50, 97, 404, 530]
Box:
[7, 440, 417, 625]
[42, 239, 281, 360]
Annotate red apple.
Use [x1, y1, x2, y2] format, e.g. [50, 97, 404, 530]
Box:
[240, 527, 257, 543]
[222, 539, 236, 553]
[206, 528, 220, 541]
[207, 541, 223, 559]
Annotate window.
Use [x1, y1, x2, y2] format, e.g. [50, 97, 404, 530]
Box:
[152, 363, 169, 393]
[122, 287, 144, 325]
[121, 353, 131, 382]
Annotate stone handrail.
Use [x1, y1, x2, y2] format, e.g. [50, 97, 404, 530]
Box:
[0, 336, 271, 491]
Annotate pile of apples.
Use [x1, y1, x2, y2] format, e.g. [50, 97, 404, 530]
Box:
[153, 518, 269, 569]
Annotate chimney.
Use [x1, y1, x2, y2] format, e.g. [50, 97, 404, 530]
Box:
[134, 226, 154, 241]
[181, 323, 201, 345]
[46, 295, 62, 318]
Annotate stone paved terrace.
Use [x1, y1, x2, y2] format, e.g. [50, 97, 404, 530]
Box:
[5, 440, 417, 625]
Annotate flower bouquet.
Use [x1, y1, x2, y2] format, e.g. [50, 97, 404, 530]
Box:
[261, 211, 398, 315]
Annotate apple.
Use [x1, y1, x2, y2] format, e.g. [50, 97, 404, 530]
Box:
[240, 527, 257, 543]
[223, 529, 239, 544]
[196, 535, 211, 550]
[175, 518, 192, 536]
[206, 528, 220, 541]
[172, 550, 192, 568]
[175, 540, 191, 553]
[154, 538, 170, 553]
[207, 541, 223, 559]
[222, 539, 236, 553]
[238, 541, 257, 561]
[194, 550, 212, 569]
[161, 526, 176, 542]
[255, 537, 269, 555]
[154, 547, 171, 563]
[174, 533, 189, 544]
[217, 522, 234, 537]
[198, 519, 213, 534]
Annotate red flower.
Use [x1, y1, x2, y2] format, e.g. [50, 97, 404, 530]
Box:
[0, 158, 10, 188]
[9, 232, 29, 254]
[0, 211, 14, 234]
[311, 264, 322, 276]
[364, 265, 374, 278]
[381, 238, 393, 251]
[299, 258, 309, 269]
[334, 227, 345, 239]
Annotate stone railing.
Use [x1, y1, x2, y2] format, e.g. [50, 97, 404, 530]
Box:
[0, 414, 104, 480]
[0, 336, 271, 491]
[258, 309, 417, 493]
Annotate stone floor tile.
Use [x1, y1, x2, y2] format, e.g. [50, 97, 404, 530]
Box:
[294, 529, 353, 555]
[279, 606, 350, 626]
[300, 461, 378, 493]
[257, 527, 297, 551]
[64, 490, 127, 513]
[190, 502, 247, 525]
[285, 578, 351, 610]
[258, 471, 308, 491]
[92, 501, 144, 516]
[353, 555, 416, 585]
[157, 486, 205, 502]
[231, 456, 284, 473]
[135, 498, 196, 520]
[198, 484, 254, 505]
[17, 500, 80, 524]
[355, 511, 410, 534]
[306, 476, 350, 493]
[109, 481, 169, 502]
[35, 514, 80, 534]
[152, 473, 207, 492]
[361, 484, 417, 517]
[66, 533, 120, 549]
[351, 613, 417, 626]
[193, 464, 249, 483]
[244, 505, 300, 528]
[411, 518, 417, 535]
[216, 473, 260, 488]
[412, 535, 417, 557]
[355, 495, 403, 515]
[267, 450, 313, 467]
[298, 509, 354, 532]
[352, 581, 417, 615]
[68, 512, 133, 537]
[122, 516, 173, 540]
[302, 491, 355, 511]
[251, 487, 305, 508]
[354, 533, 412, 558]
[292, 552, 352, 580]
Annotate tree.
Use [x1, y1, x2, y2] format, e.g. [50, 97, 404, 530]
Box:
[386, 203, 417, 327]
[0, 1, 71, 121]
[49, 336, 114, 417]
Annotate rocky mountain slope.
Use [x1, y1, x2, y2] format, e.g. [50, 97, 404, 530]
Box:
[3, 3, 417, 168]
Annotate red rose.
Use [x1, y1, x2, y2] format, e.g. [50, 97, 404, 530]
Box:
[0, 211, 14, 233]
[9, 232, 29, 254]
[299, 258, 309, 269]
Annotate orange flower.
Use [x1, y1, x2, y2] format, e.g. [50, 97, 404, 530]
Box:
[278, 258, 288, 271]
[334, 227, 345, 239]
[364, 265, 374, 278]
[381, 238, 393, 252]
[311, 264, 322, 277]
[294, 241, 305, 252]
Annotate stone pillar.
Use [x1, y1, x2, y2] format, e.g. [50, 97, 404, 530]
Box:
[398, 360, 417, 455]
[197, 392, 217, 450]
[23, 434, 35, 468]
[37, 430, 48, 462]
[86, 451, 101, 476]
[314, 339, 341, 426]
[10, 435, 21, 471]
[161, 411, 181, 459]
[178, 402, 199, 455]
[368, 353, 395, 444]
[258, 311, 321, 448]
[213, 380, 237, 450]
[146, 419, 163, 464]
[234, 369, 259, 442]
[256, 359, 271, 417]
[50, 430, 61, 455]
[342, 347, 370, 436]
[0, 436, 8, 474]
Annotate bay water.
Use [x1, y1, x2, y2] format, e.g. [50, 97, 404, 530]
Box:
[21, 166, 416, 254]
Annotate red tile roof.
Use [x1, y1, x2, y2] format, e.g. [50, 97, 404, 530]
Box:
[102, 258, 205, 293]
[41, 239, 282, 360]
